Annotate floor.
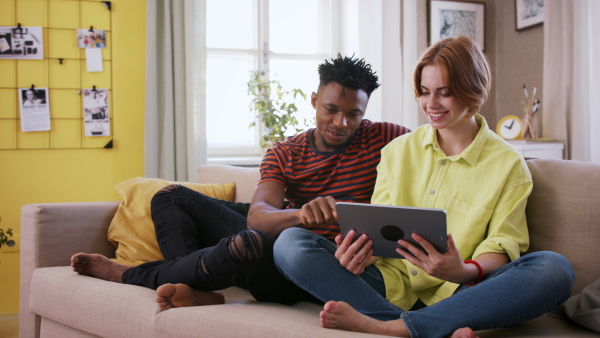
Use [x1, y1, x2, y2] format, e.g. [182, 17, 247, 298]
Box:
[0, 313, 19, 338]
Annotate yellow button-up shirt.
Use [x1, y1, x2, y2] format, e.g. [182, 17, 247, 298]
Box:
[373, 115, 532, 310]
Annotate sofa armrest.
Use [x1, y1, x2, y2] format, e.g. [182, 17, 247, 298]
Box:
[20, 201, 120, 338]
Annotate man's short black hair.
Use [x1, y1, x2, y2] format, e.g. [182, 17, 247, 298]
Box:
[317, 54, 380, 98]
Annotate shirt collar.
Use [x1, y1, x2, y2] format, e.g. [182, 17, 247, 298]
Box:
[421, 114, 490, 166]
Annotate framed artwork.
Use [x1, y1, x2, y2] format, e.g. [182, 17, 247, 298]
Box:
[429, 1, 485, 51]
[515, 0, 544, 31]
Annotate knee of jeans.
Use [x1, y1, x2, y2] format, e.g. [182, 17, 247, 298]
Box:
[273, 228, 314, 268]
[220, 229, 274, 266]
[530, 251, 575, 290]
[151, 184, 182, 206]
[157, 183, 182, 195]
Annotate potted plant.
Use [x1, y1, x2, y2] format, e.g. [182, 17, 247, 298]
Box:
[248, 70, 310, 148]
[0, 227, 14, 249]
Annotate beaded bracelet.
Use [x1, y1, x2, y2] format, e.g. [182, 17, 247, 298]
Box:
[464, 260, 483, 286]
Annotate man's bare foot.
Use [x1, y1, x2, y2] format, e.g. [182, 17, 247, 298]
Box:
[155, 283, 225, 310]
[71, 253, 132, 283]
[320, 301, 479, 338]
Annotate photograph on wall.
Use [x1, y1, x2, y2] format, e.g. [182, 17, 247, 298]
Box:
[77, 29, 107, 48]
[19, 87, 51, 132]
[83, 88, 111, 136]
[0, 26, 44, 59]
[429, 1, 485, 51]
[516, 0, 544, 31]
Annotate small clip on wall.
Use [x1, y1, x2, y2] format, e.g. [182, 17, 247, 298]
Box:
[13, 23, 24, 39]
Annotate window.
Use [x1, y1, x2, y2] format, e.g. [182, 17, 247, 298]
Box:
[205, 0, 335, 164]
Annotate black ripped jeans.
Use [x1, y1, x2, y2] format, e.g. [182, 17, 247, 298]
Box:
[121, 184, 321, 305]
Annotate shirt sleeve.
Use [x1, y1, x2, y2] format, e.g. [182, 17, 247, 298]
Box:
[472, 163, 532, 261]
[371, 155, 392, 206]
[259, 142, 288, 187]
[375, 122, 411, 144]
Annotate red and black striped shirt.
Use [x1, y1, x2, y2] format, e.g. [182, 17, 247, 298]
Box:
[259, 120, 410, 240]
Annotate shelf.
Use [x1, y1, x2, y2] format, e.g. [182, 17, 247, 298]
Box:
[506, 139, 564, 160]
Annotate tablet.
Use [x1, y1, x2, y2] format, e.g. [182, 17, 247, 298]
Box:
[336, 202, 448, 258]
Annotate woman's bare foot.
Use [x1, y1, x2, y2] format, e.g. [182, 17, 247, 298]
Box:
[320, 301, 479, 338]
[155, 283, 225, 310]
[450, 327, 478, 338]
[320, 301, 403, 336]
[71, 253, 132, 283]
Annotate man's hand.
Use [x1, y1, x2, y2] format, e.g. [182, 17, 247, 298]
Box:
[298, 196, 337, 226]
[247, 183, 338, 237]
[334, 230, 374, 275]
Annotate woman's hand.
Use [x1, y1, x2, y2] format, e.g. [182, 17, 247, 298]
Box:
[396, 233, 479, 284]
[334, 230, 374, 275]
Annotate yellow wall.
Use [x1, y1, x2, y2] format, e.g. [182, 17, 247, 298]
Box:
[0, 0, 146, 313]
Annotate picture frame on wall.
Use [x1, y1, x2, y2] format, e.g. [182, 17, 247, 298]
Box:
[515, 0, 544, 31]
[429, 0, 485, 51]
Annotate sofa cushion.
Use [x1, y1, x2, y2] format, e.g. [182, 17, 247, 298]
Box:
[526, 159, 600, 295]
[30, 266, 390, 338]
[197, 164, 260, 203]
[107, 177, 235, 265]
[557, 278, 600, 333]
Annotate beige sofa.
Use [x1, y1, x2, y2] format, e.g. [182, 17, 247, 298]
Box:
[19, 160, 600, 337]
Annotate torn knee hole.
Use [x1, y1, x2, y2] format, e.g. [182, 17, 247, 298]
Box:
[200, 256, 209, 276]
[158, 184, 182, 193]
[227, 230, 266, 264]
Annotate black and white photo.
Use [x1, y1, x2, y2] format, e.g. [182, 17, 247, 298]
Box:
[19, 87, 50, 132]
[83, 88, 111, 137]
[516, 0, 544, 31]
[430, 1, 485, 50]
[0, 26, 44, 60]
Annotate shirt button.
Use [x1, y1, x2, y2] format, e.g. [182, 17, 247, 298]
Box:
[441, 160, 447, 165]
[412, 270, 418, 276]
[429, 190, 435, 195]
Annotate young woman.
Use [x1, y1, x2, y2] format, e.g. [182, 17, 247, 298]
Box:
[273, 36, 574, 338]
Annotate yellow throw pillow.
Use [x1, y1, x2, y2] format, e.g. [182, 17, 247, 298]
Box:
[107, 177, 236, 266]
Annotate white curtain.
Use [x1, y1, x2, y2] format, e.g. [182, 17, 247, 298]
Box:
[401, 0, 420, 130]
[337, 0, 419, 130]
[145, 0, 415, 174]
[543, 0, 600, 162]
[145, 0, 207, 181]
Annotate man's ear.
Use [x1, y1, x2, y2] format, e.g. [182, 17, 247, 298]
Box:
[311, 92, 318, 109]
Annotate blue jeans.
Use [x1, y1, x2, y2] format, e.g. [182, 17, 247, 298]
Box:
[274, 227, 575, 338]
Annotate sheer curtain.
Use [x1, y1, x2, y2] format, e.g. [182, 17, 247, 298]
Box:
[145, 0, 416, 175]
[337, 0, 419, 130]
[145, 0, 207, 181]
[543, 0, 600, 162]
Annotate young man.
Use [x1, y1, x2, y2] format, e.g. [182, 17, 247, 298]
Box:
[71, 55, 410, 308]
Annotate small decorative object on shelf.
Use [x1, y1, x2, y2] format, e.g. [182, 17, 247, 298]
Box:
[497, 115, 523, 140]
[521, 84, 541, 139]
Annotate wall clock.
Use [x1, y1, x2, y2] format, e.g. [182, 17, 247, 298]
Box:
[496, 115, 523, 140]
